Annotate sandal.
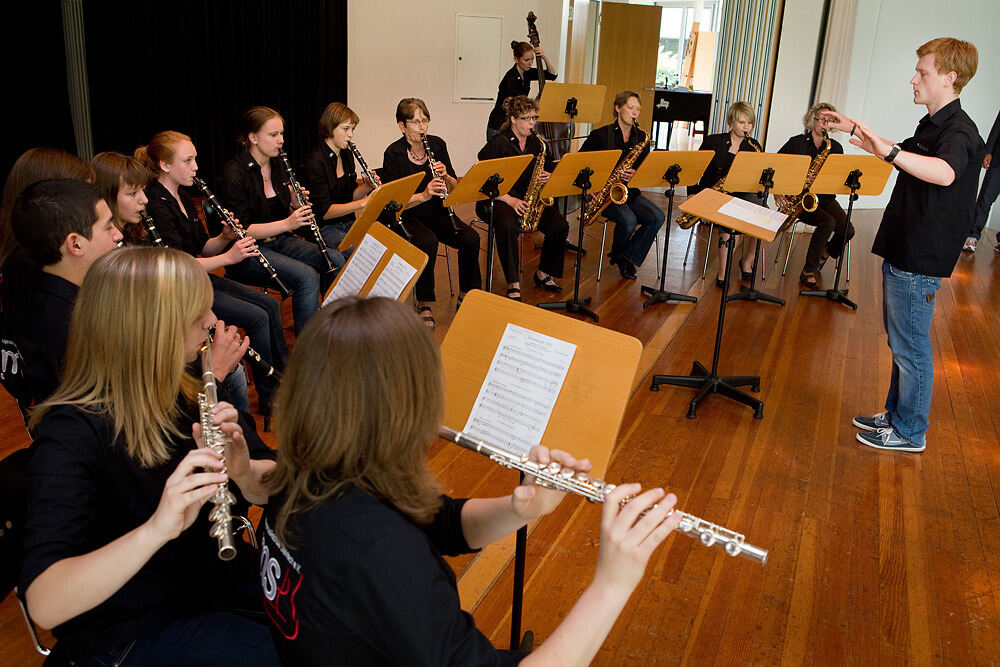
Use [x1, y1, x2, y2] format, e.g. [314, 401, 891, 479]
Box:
[506, 287, 522, 301]
[533, 271, 562, 292]
[799, 271, 819, 289]
[417, 305, 436, 330]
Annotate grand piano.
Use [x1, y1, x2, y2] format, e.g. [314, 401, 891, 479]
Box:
[651, 88, 712, 149]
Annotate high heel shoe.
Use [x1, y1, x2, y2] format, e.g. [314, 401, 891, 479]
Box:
[533, 272, 562, 292]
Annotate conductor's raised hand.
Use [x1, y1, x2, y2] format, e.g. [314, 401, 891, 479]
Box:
[511, 445, 592, 521]
[817, 110, 855, 135]
[593, 484, 679, 594]
[851, 122, 893, 159]
[146, 447, 226, 542]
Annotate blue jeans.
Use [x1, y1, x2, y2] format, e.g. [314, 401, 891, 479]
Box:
[72, 611, 279, 666]
[881, 260, 941, 445]
[226, 234, 322, 336]
[602, 192, 665, 266]
[319, 220, 352, 267]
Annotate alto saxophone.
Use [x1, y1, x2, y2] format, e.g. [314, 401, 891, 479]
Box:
[676, 133, 762, 230]
[582, 133, 651, 226]
[518, 134, 554, 233]
[440, 426, 768, 564]
[774, 131, 831, 232]
[198, 336, 238, 561]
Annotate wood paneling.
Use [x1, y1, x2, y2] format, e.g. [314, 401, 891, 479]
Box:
[595, 2, 662, 127]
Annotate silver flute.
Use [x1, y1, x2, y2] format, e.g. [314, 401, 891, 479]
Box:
[199, 336, 238, 561]
[439, 426, 768, 564]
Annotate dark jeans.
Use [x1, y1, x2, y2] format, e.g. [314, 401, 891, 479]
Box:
[968, 167, 999, 240]
[602, 192, 665, 266]
[397, 211, 482, 301]
[476, 200, 568, 284]
[317, 220, 352, 266]
[225, 234, 324, 335]
[67, 611, 280, 667]
[798, 199, 855, 273]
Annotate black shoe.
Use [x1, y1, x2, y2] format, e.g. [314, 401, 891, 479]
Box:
[613, 257, 637, 279]
[715, 277, 725, 288]
[533, 272, 562, 292]
[740, 269, 753, 282]
[506, 287, 522, 301]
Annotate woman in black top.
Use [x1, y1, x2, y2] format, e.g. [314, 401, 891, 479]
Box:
[138, 131, 289, 415]
[380, 98, 483, 327]
[776, 103, 853, 288]
[259, 296, 679, 667]
[477, 95, 568, 301]
[219, 106, 328, 336]
[300, 102, 377, 258]
[486, 40, 557, 141]
[90, 151, 152, 245]
[692, 101, 762, 287]
[20, 246, 278, 666]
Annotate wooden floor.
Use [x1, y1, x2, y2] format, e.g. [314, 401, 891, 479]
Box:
[3, 199, 1000, 665]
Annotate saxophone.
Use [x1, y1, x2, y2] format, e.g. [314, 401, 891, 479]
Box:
[198, 336, 238, 561]
[582, 133, 651, 226]
[676, 133, 761, 230]
[774, 131, 831, 232]
[518, 134, 554, 232]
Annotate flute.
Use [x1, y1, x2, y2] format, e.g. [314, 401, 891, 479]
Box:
[192, 177, 292, 298]
[439, 426, 768, 564]
[277, 148, 336, 272]
[199, 336, 238, 561]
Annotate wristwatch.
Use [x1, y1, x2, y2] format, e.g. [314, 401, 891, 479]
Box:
[884, 144, 901, 163]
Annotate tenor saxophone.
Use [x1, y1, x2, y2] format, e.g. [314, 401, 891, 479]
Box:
[774, 131, 831, 232]
[518, 134, 554, 233]
[582, 133, 651, 226]
[676, 133, 761, 230]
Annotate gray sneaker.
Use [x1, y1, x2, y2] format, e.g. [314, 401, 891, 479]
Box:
[852, 412, 890, 431]
[856, 427, 924, 453]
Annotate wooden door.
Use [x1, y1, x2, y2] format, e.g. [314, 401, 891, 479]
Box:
[594, 2, 662, 127]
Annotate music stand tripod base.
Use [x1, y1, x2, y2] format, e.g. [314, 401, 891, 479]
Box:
[800, 284, 857, 310]
[651, 363, 762, 419]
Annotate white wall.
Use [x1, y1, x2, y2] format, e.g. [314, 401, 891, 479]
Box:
[766, 0, 825, 151]
[347, 0, 565, 174]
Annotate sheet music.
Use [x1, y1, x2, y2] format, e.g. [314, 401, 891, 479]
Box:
[368, 253, 418, 300]
[322, 233, 387, 306]
[463, 324, 577, 457]
[718, 197, 787, 233]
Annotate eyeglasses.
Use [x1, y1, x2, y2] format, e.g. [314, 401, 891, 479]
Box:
[406, 118, 430, 126]
[516, 115, 539, 122]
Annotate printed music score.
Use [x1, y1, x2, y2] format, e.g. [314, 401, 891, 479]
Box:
[463, 324, 577, 457]
[323, 233, 387, 306]
[368, 253, 418, 300]
[717, 197, 787, 233]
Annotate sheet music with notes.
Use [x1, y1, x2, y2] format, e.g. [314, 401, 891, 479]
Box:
[323, 233, 387, 306]
[717, 198, 786, 233]
[368, 253, 418, 300]
[463, 324, 577, 457]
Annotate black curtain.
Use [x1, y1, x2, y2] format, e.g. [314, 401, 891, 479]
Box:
[0, 2, 77, 182]
[83, 0, 347, 184]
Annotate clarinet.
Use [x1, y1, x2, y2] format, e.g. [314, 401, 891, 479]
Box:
[198, 336, 238, 561]
[208, 325, 281, 380]
[277, 148, 336, 272]
[192, 177, 291, 298]
[346, 141, 409, 239]
[138, 211, 164, 246]
[439, 426, 769, 564]
[419, 134, 460, 233]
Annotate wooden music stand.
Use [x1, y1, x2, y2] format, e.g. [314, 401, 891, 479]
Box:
[630, 150, 713, 308]
[650, 188, 787, 419]
[443, 155, 534, 292]
[440, 288, 641, 650]
[337, 172, 424, 252]
[536, 82, 608, 153]
[536, 149, 620, 322]
[720, 152, 810, 306]
[799, 154, 892, 310]
[322, 221, 428, 305]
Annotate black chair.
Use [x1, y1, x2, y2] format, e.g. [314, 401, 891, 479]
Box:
[0, 447, 51, 657]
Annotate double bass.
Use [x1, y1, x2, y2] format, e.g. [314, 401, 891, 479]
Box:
[526, 11, 570, 160]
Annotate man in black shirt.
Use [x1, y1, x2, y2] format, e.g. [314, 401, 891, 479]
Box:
[824, 38, 984, 453]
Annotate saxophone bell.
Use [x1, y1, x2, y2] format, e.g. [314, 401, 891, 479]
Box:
[609, 182, 629, 206]
[801, 191, 819, 213]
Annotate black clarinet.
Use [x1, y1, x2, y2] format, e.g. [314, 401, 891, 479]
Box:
[277, 148, 336, 272]
[419, 134, 460, 233]
[208, 325, 281, 380]
[192, 177, 291, 298]
[138, 211, 164, 246]
[346, 141, 410, 238]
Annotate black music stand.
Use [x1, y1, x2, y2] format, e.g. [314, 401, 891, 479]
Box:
[650, 189, 781, 419]
[721, 152, 811, 306]
[631, 150, 713, 308]
[443, 155, 534, 292]
[536, 149, 620, 322]
[798, 154, 893, 310]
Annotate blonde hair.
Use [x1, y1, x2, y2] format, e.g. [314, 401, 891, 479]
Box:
[30, 247, 214, 467]
[917, 37, 978, 94]
[726, 101, 755, 129]
[803, 102, 837, 131]
[500, 95, 539, 131]
[267, 297, 443, 543]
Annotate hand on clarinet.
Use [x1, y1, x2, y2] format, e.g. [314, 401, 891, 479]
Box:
[423, 177, 448, 201]
[285, 204, 314, 231]
[210, 318, 250, 378]
[224, 236, 259, 264]
[146, 447, 227, 542]
[431, 160, 448, 179]
[593, 484, 680, 595]
[511, 446, 592, 521]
